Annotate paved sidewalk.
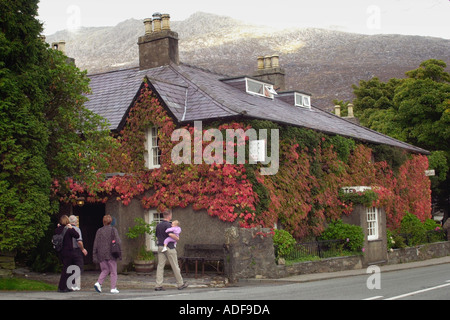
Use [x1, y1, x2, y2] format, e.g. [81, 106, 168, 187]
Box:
[1, 268, 227, 300]
[11, 268, 228, 291]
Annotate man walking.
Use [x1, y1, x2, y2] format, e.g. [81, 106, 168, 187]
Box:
[155, 209, 188, 291]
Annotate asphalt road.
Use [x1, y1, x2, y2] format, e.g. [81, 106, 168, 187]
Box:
[1, 262, 450, 301]
[151, 263, 450, 300]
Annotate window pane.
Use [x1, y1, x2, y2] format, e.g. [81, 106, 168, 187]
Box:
[247, 79, 264, 95]
[147, 212, 164, 251]
[367, 207, 378, 240]
[147, 127, 161, 168]
[295, 94, 303, 106]
[303, 96, 311, 107]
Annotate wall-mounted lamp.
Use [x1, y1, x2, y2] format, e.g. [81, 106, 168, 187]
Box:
[76, 197, 85, 207]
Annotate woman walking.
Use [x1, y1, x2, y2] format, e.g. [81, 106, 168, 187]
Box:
[93, 214, 122, 294]
[55, 215, 80, 293]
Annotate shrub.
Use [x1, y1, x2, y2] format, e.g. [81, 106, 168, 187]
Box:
[320, 220, 364, 252]
[400, 212, 426, 246]
[386, 229, 406, 250]
[273, 229, 296, 258]
[423, 218, 445, 243]
[388, 216, 444, 250]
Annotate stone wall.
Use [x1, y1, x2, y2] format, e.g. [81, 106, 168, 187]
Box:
[387, 241, 450, 265]
[276, 255, 364, 278]
[223, 226, 450, 281]
[272, 241, 450, 280]
[172, 206, 239, 258]
[224, 227, 278, 282]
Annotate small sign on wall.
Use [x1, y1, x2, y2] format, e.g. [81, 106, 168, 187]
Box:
[249, 140, 265, 162]
[425, 170, 435, 177]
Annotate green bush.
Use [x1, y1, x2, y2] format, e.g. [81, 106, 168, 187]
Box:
[386, 229, 406, 250]
[423, 218, 441, 231]
[400, 212, 426, 246]
[423, 218, 445, 243]
[273, 229, 296, 258]
[388, 216, 444, 250]
[21, 222, 61, 273]
[320, 220, 364, 252]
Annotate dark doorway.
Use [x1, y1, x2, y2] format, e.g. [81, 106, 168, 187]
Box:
[73, 203, 105, 267]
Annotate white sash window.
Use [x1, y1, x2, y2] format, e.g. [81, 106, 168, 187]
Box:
[367, 207, 379, 241]
[145, 127, 161, 169]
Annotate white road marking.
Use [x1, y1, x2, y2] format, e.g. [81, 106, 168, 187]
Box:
[384, 280, 450, 300]
[363, 296, 384, 300]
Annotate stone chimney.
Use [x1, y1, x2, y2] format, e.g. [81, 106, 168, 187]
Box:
[138, 13, 179, 70]
[52, 41, 66, 54]
[253, 54, 286, 91]
[343, 103, 360, 124]
[52, 40, 75, 65]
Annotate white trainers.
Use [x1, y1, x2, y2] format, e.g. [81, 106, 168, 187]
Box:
[94, 282, 102, 293]
[71, 286, 81, 291]
[110, 288, 120, 294]
[161, 247, 167, 252]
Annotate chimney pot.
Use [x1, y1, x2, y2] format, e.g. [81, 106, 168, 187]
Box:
[152, 12, 162, 32]
[264, 56, 272, 69]
[347, 103, 354, 118]
[144, 18, 153, 34]
[271, 54, 280, 68]
[161, 14, 171, 30]
[257, 56, 264, 70]
[334, 105, 341, 117]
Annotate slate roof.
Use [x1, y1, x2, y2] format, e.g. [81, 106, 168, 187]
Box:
[85, 63, 429, 154]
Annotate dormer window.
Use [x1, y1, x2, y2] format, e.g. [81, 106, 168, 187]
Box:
[295, 93, 311, 108]
[220, 76, 277, 99]
[276, 91, 312, 109]
[246, 78, 277, 99]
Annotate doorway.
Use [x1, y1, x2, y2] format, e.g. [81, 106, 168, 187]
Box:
[73, 203, 105, 267]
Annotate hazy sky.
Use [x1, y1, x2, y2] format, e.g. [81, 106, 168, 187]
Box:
[38, 0, 450, 39]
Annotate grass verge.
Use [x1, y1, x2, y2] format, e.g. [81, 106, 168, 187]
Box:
[0, 277, 57, 291]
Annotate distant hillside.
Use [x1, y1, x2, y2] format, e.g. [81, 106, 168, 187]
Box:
[46, 12, 450, 111]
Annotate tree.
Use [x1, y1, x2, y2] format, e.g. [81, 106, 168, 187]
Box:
[0, 0, 53, 252]
[44, 49, 116, 190]
[0, 0, 115, 253]
[351, 59, 450, 220]
[395, 65, 450, 152]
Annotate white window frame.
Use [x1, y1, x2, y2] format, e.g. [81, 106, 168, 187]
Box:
[366, 207, 379, 241]
[295, 93, 311, 108]
[246, 78, 277, 99]
[145, 210, 164, 251]
[145, 126, 161, 169]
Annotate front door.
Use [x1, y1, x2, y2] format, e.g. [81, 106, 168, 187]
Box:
[73, 203, 105, 267]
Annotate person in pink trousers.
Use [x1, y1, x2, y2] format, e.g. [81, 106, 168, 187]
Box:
[93, 214, 121, 294]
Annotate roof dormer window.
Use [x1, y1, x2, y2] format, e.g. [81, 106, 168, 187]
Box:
[246, 78, 277, 99]
[295, 93, 311, 108]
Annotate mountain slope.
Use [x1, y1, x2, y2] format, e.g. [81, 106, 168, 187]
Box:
[46, 12, 450, 110]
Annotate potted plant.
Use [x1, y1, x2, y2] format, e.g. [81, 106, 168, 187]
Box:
[126, 218, 156, 274]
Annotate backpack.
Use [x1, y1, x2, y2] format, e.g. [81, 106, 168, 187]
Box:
[52, 227, 68, 252]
